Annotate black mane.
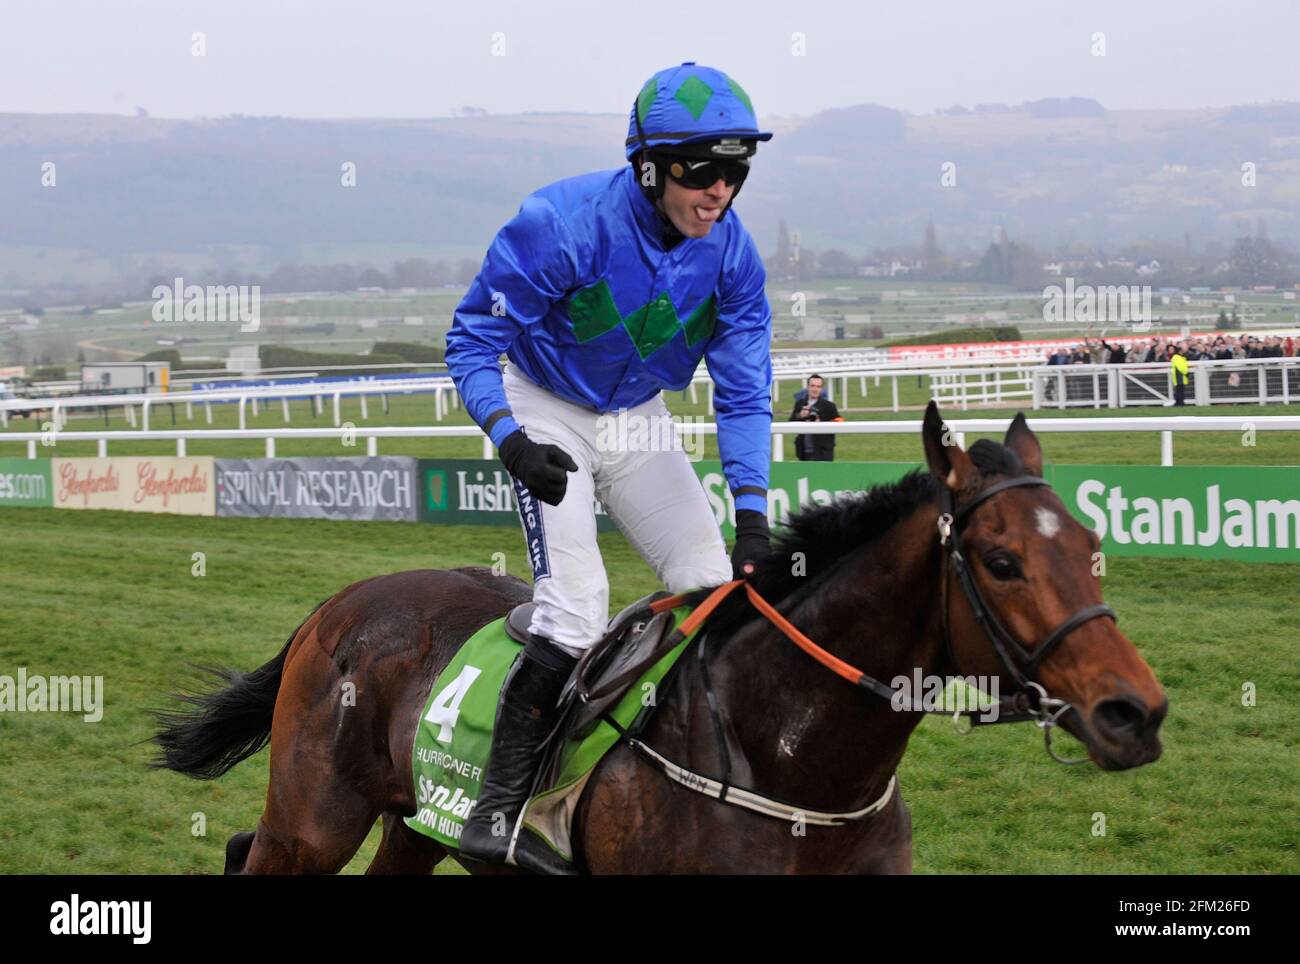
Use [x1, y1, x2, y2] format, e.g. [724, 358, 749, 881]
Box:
[703, 438, 1029, 639]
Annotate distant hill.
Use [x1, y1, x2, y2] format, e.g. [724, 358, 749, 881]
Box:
[1, 101, 1297, 290]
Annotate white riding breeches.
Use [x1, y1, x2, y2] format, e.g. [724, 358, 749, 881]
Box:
[502, 363, 732, 657]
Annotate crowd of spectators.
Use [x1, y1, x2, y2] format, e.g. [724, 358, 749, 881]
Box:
[1045, 334, 1294, 365]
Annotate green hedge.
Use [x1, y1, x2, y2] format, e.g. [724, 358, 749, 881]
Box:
[878, 325, 1021, 348]
[370, 341, 444, 364]
[135, 349, 213, 372]
[259, 346, 405, 376]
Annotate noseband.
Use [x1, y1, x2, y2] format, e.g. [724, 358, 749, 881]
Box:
[937, 475, 1117, 763]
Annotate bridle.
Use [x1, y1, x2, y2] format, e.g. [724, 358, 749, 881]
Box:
[651, 475, 1117, 763]
[936, 475, 1117, 764]
[616, 472, 1120, 826]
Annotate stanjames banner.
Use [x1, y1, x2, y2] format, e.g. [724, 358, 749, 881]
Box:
[1055, 465, 1300, 564]
[215, 457, 419, 521]
[420, 458, 1300, 564]
[0, 457, 53, 508]
[51, 457, 215, 515]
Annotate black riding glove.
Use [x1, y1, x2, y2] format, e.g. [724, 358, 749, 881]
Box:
[498, 429, 578, 506]
[731, 508, 771, 579]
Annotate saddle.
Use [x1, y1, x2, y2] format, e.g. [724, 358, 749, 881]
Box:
[504, 589, 682, 741]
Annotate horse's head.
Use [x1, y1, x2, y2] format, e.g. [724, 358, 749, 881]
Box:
[921, 402, 1166, 771]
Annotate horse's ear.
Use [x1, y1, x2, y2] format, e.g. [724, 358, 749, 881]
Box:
[922, 400, 978, 493]
[1004, 412, 1043, 477]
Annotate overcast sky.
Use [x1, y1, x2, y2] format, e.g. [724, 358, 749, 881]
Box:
[3, 0, 1297, 119]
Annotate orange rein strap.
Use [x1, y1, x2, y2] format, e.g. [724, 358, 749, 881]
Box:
[649, 578, 866, 687]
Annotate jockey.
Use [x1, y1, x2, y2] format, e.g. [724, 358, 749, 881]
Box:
[444, 62, 775, 874]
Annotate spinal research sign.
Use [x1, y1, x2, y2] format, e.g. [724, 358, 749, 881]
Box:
[215, 457, 419, 521]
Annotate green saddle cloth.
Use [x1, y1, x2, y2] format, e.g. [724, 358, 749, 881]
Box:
[404, 602, 700, 862]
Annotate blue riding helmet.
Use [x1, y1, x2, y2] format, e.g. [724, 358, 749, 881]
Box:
[626, 62, 773, 218]
[625, 62, 773, 160]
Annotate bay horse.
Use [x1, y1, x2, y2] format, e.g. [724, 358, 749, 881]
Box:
[152, 403, 1166, 874]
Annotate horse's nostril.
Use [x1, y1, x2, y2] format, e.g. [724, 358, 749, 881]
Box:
[1092, 696, 1146, 738]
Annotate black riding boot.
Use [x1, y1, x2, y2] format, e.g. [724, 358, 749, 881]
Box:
[458, 635, 578, 875]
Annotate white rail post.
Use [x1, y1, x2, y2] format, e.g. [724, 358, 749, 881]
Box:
[266, 437, 276, 458]
[1160, 431, 1173, 466]
[239, 396, 248, 429]
[892, 376, 900, 412]
[97, 439, 107, 457]
[482, 434, 494, 459]
[251, 397, 259, 417]
[332, 392, 341, 426]
[177, 438, 186, 457]
[771, 431, 783, 462]
[27, 439, 37, 459]
[359, 394, 368, 420]
[205, 401, 213, 424]
[282, 397, 290, 421]
[366, 436, 377, 456]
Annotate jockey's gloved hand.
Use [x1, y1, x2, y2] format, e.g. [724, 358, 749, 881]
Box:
[498, 429, 578, 506]
[731, 508, 771, 579]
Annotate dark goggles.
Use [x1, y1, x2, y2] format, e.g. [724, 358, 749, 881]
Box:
[658, 153, 751, 190]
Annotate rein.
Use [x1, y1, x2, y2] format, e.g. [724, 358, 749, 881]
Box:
[622, 474, 1117, 823]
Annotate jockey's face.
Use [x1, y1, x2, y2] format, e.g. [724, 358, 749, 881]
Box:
[659, 174, 735, 239]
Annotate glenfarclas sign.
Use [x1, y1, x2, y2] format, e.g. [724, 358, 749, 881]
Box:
[51, 457, 215, 515]
[55, 461, 120, 507]
[134, 461, 209, 508]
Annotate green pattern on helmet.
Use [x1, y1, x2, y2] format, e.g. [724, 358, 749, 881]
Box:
[636, 78, 657, 124]
[726, 76, 754, 117]
[567, 280, 718, 359]
[674, 75, 715, 120]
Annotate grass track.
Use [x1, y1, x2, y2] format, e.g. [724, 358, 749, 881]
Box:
[1, 505, 1296, 874]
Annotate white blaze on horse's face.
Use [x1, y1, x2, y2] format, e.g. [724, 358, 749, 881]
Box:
[1035, 507, 1062, 540]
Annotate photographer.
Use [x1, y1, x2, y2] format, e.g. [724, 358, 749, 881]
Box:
[789, 373, 843, 461]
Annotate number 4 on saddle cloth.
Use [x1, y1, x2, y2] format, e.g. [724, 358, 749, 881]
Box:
[404, 589, 702, 866]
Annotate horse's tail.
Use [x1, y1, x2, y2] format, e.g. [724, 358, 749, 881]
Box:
[149, 606, 319, 779]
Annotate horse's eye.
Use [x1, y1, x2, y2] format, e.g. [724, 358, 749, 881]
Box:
[984, 554, 1022, 581]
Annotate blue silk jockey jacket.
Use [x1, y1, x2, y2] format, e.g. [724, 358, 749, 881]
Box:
[444, 163, 773, 515]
